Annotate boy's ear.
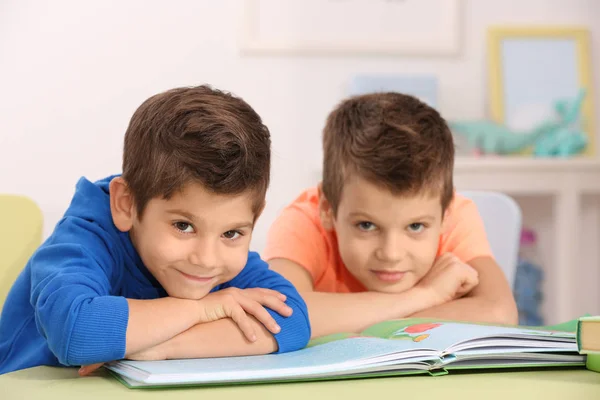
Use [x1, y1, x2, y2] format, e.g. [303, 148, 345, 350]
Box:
[317, 183, 335, 231]
[109, 177, 136, 232]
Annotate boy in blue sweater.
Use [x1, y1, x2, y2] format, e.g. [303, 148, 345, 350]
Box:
[0, 85, 311, 375]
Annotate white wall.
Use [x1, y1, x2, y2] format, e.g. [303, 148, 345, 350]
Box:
[1, 0, 599, 253]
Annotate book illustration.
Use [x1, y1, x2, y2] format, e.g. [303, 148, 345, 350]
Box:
[391, 323, 442, 343]
[308, 322, 443, 347]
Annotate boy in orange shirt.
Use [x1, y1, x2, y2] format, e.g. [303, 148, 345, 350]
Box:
[264, 92, 518, 338]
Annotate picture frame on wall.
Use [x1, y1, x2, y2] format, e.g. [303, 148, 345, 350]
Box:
[239, 0, 462, 56]
[487, 26, 596, 157]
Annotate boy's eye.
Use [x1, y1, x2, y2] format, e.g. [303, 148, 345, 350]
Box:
[356, 221, 376, 231]
[174, 222, 195, 234]
[222, 230, 242, 240]
[408, 223, 425, 233]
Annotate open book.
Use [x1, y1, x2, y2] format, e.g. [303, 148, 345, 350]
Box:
[105, 318, 586, 388]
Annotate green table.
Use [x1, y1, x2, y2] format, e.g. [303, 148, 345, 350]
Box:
[2, 366, 599, 399]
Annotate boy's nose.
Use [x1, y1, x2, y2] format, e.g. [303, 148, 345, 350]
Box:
[376, 235, 407, 263]
[188, 241, 219, 269]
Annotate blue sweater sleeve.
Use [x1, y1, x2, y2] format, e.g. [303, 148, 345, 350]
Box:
[29, 218, 128, 366]
[223, 252, 311, 353]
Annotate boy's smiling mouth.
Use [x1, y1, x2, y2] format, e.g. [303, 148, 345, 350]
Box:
[371, 270, 406, 283]
[177, 270, 216, 284]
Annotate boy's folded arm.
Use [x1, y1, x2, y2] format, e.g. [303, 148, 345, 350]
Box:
[269, 258, 437, 338]
[139, 316, 278, 360]
[143, 254, 311, 360]
[30, 243, 204, 366]
[408, 256, 518, 324]
[217, 253, 311, 353]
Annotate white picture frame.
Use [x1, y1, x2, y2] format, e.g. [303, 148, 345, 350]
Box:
[239, 0, 462, 56]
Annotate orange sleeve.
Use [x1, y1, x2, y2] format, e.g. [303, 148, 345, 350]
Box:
[263, 204, 329, 284]
[439, 195, 494, 263]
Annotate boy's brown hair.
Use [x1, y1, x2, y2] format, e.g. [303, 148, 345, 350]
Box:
[322, 92, 454, 215]
[122, 85, 271, 217]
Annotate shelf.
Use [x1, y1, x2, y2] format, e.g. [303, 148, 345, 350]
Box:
[454, 156, 600, 195]
[455, 156, 600, 172]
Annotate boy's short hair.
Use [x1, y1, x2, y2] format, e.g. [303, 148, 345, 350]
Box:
[122, 85, 271, 217]
[322, 92, 454, 215]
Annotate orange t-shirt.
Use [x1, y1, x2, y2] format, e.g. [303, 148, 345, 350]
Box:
[263, 187, 493, 293]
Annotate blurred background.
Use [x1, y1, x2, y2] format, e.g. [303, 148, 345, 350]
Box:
[1, 0, 599, 325]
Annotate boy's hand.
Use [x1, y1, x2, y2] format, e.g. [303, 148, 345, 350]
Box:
[416, 253, 479, 306]
[197, 288, 292, 342]
[78, 363, 104, 376]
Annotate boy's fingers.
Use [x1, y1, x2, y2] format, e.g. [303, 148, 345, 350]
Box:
[229, 304, 257, 342]
[245, 290, 292, 317]
[257, 288, 287, 301]
[259, 297, 293, 317]
[243, 289, 291, 317]
[78, 362, 104, 376]
[457, 269, 479, 296]
[238, 297, 281, 334]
